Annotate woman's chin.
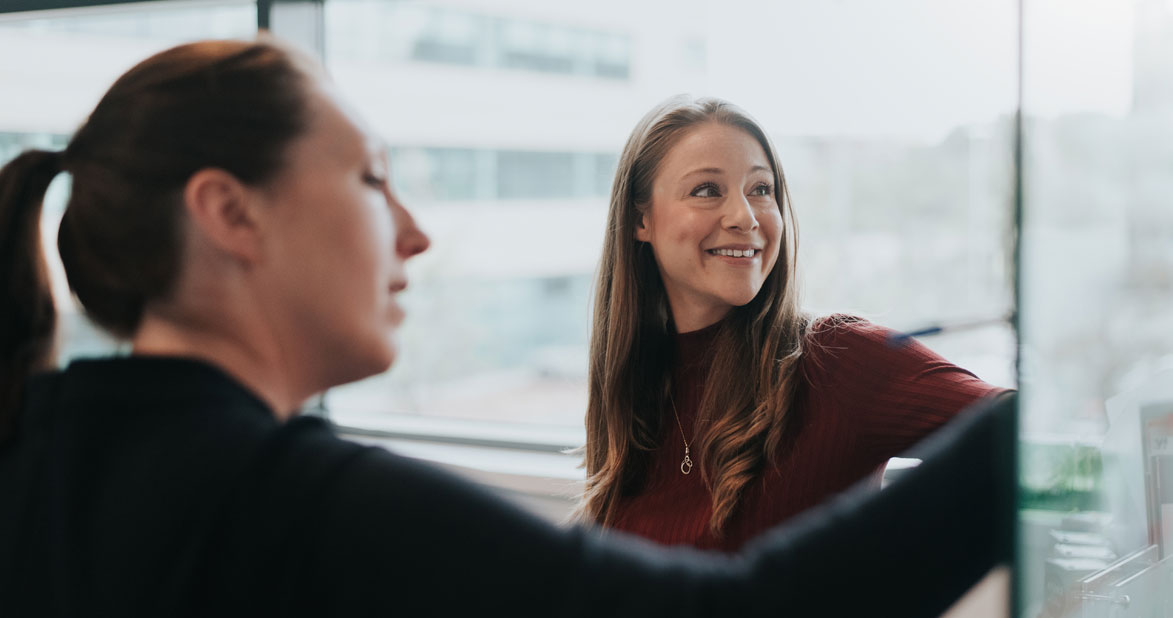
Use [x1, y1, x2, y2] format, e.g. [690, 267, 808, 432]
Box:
[724, 289, 763, 308]
[328, 339, 398, 388]
[369, 339, 398, 375]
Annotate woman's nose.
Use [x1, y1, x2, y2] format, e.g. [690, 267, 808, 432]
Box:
[722, 194, 759, 232]
[391, 197, 430, 259]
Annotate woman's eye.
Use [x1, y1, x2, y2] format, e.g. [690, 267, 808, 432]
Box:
[363, 173, 388, 188]
[750, 183, 773, 197]
[690, 182, 721, 198]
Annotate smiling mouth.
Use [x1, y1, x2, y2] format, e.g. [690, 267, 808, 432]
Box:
[707, 248, 758, 258]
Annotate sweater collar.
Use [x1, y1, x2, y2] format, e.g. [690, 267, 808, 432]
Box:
[670, 321, 722, 379]
[674, 319, 723, 373]
[24, 355, 278, 424]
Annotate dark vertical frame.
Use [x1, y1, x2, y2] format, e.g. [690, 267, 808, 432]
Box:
[256, 0, 270, 28]
[1011, 0, 1024, 615]
[257, 0, 325, 60]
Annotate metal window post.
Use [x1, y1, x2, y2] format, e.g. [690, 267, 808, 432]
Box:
[258, 0, 324, 61]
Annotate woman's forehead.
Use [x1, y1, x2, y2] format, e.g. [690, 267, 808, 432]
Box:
[660, 124, 771, 178]
[300, 86, 384, 161]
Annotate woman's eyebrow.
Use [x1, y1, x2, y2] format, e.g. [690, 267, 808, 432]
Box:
[680, 167, 724, 179]
[680, 165, 771, 180]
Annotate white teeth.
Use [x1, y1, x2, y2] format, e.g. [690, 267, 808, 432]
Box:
[711, 248, 756, 258]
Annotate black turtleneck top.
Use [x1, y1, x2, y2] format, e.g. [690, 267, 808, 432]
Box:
[0, 356, 1012, 617]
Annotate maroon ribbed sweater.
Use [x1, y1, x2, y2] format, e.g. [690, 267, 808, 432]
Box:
[609, 315, 1006, 552]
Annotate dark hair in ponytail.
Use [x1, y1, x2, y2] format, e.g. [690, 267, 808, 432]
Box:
[0, 150, 63, 440]
[0, 38, 317, 440]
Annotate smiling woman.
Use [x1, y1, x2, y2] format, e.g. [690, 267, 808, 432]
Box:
[580, 95, 1010, 550]
[634, 122, 782, 333]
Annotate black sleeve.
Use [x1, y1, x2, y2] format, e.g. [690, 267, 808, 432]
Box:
[308, 445, 739, 617]
[734, 391, 1016, 616]
[307, 393, 1015, 617]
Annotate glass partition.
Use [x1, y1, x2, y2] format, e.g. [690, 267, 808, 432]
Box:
[1018, 0, 1173, 615]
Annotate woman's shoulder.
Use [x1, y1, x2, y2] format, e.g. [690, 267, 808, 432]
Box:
[799, 314, 931, 387]
[804, 314, 899, 358]
[262, 415, 374, 482]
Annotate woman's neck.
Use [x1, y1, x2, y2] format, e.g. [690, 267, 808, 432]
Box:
[668, 299, 731, 334]
[131, 311, 307, 419]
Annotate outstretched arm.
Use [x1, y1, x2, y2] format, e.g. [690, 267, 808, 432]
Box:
[309, 393, 1015, 617]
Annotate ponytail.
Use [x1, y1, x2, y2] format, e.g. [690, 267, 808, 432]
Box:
[0, 40, 314, 441]
[0, 149, 63, 441]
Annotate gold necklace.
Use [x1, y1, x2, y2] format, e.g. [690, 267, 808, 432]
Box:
[668, 392, 694, 475]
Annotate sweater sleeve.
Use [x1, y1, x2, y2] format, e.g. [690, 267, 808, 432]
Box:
[803, 314, 1008, 461]
[299, 394, 1014, 617]
[307, 444, 738, 618]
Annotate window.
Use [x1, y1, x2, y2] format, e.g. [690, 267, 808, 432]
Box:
[387, 147, 614, 203]
[410, 7, 483, 65]
[4, 2, 1018, 439]
[496, 151, 575, 199]
[390, 147, 482, 201]
[323, 1, 631, 79]
[322, 0, 1018, 435]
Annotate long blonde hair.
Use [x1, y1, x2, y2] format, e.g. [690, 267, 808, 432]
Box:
[580, 95, 808, 535]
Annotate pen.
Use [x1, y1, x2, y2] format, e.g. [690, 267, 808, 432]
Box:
[887, 314, 1013, 345]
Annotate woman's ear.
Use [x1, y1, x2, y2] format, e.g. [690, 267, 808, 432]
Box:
[634, 210, 652, 243]
[182, 168, 263, 264]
